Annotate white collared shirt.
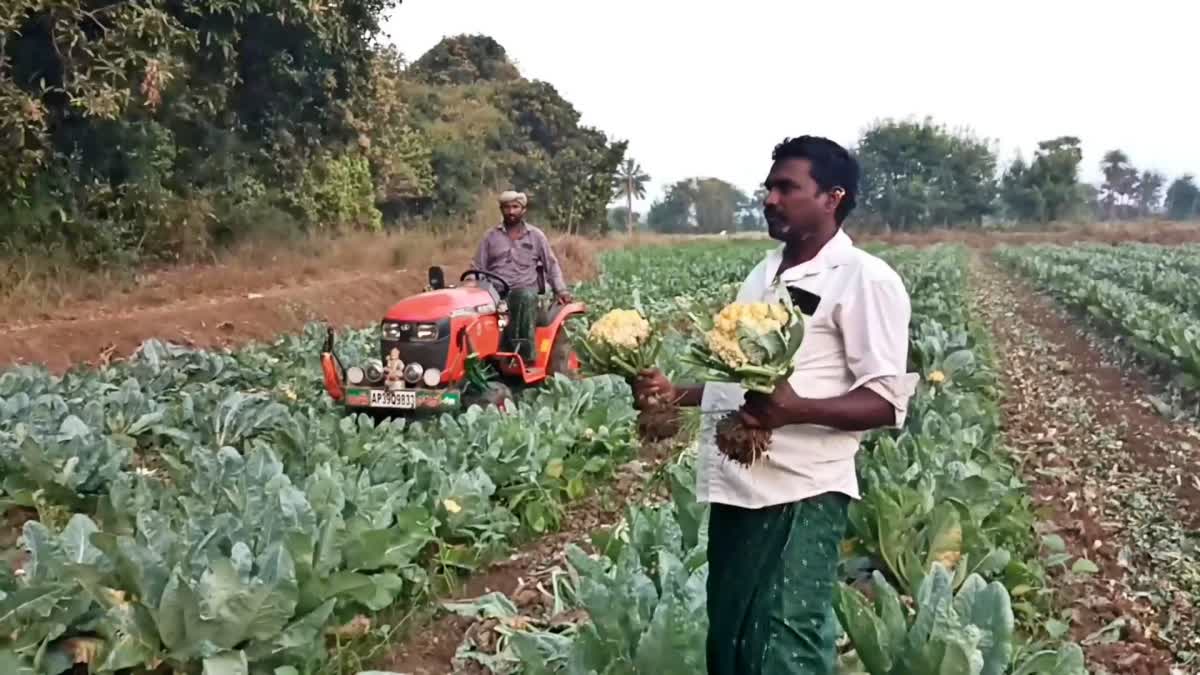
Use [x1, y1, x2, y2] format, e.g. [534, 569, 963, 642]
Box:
[696, 230, 919, 509]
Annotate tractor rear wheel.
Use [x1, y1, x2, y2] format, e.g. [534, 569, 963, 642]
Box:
[546, 329, 580, 380]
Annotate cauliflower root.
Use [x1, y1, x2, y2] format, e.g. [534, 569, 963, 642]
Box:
[715, 412, 771, 467]
[633, 389, 681, 442]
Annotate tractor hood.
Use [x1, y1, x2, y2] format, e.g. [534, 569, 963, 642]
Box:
[383, 286, 497, 323]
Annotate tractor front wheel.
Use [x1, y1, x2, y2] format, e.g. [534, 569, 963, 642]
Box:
[464, 382, 514, 412]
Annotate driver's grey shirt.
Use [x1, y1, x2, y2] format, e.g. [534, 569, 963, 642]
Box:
[472, 222, 567, 294]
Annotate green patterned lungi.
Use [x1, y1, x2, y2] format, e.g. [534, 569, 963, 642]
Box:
[504, 288, 538, 361]
[706, 491, 849, 675]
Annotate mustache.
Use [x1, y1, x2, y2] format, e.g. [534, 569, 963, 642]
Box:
[764, 206, 782, 221]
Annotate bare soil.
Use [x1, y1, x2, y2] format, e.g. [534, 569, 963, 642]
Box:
[971, 256, 1199, 674]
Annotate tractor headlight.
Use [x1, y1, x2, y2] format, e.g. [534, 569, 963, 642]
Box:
[422, 368, 442, 387]
[365, 360, 384, 383]
[382, 322, 403, 341]
[347, 366, 365, 385]
[414, 323, 439, 341]
[403, 362, 424, 384]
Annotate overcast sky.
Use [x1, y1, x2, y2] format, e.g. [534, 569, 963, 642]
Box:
[381, 0, 1199, 209]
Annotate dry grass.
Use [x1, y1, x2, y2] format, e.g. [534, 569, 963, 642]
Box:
[0, 190, 629, 328]
[0, 230, 457, 328]
[7, 213, 1192, 330]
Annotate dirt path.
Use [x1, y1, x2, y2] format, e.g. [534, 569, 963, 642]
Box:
[0, 269, 434, 373]
[971, 256, 1200, 675]
[0, 235, 603, 373]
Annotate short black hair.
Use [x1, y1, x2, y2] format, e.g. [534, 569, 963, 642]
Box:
[771, 136, 860, 225]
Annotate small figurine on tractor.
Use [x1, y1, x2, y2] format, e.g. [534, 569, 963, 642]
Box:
[320, 264, 586, 417]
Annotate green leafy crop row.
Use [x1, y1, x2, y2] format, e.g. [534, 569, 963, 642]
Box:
[995, 244, 1200, 388]
[0, 244, 766, 675]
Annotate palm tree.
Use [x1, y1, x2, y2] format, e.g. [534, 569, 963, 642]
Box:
[612, 158, 650, 236]
[1100, 150, 1136, 220]
[1136, 170, 1166, 217]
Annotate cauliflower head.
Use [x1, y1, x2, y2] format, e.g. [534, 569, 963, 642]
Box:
[705, 301, 791, 368]
[588, 309, 651, 351]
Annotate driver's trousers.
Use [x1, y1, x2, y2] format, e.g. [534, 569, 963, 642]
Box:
[504, 288, 538, 361]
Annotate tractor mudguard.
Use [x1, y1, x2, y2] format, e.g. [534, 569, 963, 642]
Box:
[535, 300, 586, 371]
[546, 301, 586, 332]
[320, 326, 345, 402]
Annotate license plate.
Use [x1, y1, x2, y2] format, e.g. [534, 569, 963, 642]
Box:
[369, 389, 416, 409]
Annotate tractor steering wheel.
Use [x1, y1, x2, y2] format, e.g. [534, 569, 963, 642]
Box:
[460, 269, 511, 297]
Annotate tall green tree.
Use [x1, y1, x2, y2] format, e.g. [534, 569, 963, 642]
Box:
[1, 0, 405, 263]
[1165, 175, 1200, 220]
[736, 187, 767, 231]
[999, 157, 1046, 223]
[646, 181, 694, 234]
[646, 177, 747, 234]
[607, 206, 639, 232]
[854, 118, 998, 230]
[1100, 149, 1138, 219]
[612, 158, 650, 235]
[1, 17, 632, 267]
[408, 34, 521, 85]
[1135, 170, 1166, 216]
[393, 40, 627, 232]
[999, 137, 1085, 223]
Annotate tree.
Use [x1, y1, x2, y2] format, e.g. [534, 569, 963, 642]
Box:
[1000, 157, 1046, 222]
[736, 187, 767, 231]
[1135, 170, 1166, 216]
[397, 80, 515, 218]
[1099, 150, 1138, 219]
[854, 118, 998, 230]
[646, 177, 747, 234]
[611, 158, 650, 235]
[492, 79, 627, 233]
[999, 137, 1085, 223]
[395, 52, 627, 231]
[646, 182, 693, 234]
[607, 206, 640, 231]
[1165, 175, 1200, 220]
[361, 46, 435, 211]
[1031, 137, 1087, 222]
[1, 0, 405, 262]
[408, 34, 521, 85]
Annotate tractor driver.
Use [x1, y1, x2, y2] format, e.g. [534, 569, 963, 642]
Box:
[471, 190, 573, 362]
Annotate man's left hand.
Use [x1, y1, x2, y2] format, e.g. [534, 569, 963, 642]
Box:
[740, 381, 805, 430]
[556, 291, 573, 305]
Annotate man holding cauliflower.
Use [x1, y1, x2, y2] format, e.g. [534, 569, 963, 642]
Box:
[634, 136, 918, 675]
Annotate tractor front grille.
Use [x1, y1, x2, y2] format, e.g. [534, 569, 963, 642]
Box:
[381, 339, 451, 381]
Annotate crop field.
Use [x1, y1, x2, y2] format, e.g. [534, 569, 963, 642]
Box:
[995, 244, 1200, 391]
[3, 239, 1200, 675]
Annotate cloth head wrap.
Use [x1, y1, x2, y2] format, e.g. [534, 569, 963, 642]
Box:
[498, 191, 528, 207]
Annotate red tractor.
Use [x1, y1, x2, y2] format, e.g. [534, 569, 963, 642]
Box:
[320, 265, 586, 417]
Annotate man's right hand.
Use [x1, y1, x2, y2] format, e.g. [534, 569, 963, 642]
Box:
[633, 369, 675, 409]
